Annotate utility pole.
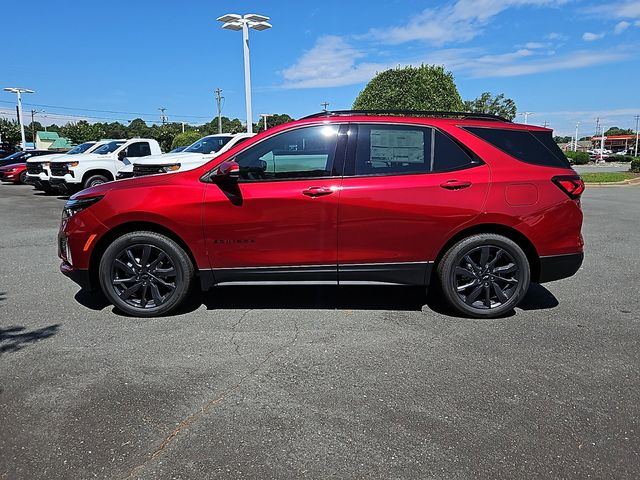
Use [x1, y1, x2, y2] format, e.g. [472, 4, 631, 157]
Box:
[543, 120, 549, 128]
[635, 115, 639, 157]
[574, 122, 580, 152]
[321, 101, 329, 111]
[519, 111, 534, 124]
[259, 113, 273, 132]
[30, 109, 40, 148]
[214, 88, 224, 134]
[159, 107, 167, 125]
[181, 122, 185, 133]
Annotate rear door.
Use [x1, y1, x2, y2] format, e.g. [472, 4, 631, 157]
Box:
[337, 123, 490, 285]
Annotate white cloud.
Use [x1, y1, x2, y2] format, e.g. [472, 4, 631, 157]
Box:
[614, 21, 631, 33]
[281, 36, 391, 89]
[368, 0, 567, 45]
[525, 42, 546, 49]
[588, 1, 640, 19]
[545, 32, 568, 40]
[582, 32, 605, 41]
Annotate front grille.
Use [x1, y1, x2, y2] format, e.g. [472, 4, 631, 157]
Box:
[27, 163, 43, 174]
[133, 164, 164, 177]
[117, 171, 134, 180]
[50, 164, 69, 177]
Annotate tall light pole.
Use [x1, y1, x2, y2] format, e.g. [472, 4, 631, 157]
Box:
[214, 88, 224, 134]
[634, 115, 639, 157]
[574, 122, 580, 152]
[518, 111, 534, 125]
[159, 107, 167, 125]
[259, 113, 273, 132]
[4, 87, 34, 150]
[217, 13, 272, 135]
[599, 126, 607, 163]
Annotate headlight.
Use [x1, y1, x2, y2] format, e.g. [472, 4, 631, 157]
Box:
[162, 163, 181, 172]
[62, 195, 104, 219]
[67, 161, 79, 167]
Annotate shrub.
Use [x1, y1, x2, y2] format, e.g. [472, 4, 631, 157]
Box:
[565, 150, 590, 165]
[630, 157, 640, 173]
[170, 131, 202, 150]
[608, 154, 635, 163]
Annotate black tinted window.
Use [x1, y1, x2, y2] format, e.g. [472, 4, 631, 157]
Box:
[235, 125, 339, 181]
[464, 127, 570, 168]
[433, 130, 476, 171]
[126, 142, 151, 157]
[354, 125, 476, 176]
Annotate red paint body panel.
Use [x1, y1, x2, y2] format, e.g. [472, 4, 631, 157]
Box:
[58, 114, 584, 288]
[0, 163, 27, 183]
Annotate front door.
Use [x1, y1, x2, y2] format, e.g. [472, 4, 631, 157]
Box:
[337, 123, 490, 285]
[203, 124, 346, 284]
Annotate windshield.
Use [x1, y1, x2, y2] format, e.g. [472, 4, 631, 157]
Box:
[2, 152, 24, 161]
[184, 136, 233, 154]
[66, 142, 95, 155]
[93, 141, 126, 155]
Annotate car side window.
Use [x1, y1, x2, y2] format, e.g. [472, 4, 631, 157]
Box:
[234, 125, 339, 181]
[125, 142, 152, 158]
[353, 125, 477, 176]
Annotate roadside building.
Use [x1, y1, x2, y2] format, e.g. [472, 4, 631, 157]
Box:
[35, 131, 73, 150]
[591, 135, 637, 153]
[558, 140, 591, 152]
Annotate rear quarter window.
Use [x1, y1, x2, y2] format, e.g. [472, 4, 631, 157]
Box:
[463, 127, 570, 168]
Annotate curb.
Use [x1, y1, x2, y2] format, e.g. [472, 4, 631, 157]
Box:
[584, 177, 640, 187]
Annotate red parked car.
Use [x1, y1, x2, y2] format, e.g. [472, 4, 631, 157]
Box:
[0, 162, 28, 184]
[58, 111, 584, 318]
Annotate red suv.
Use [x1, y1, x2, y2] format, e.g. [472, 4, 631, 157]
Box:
[58, 111, 584, 318]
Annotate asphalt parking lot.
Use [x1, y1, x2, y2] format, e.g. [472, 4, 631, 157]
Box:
[1, 183, 638, 480]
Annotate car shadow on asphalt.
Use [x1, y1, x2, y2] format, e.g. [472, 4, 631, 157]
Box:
[73, 283, 559, 319]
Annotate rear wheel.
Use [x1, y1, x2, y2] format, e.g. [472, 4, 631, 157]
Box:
[437, 234, 530, 318]
[84, 174, 110, 189]
[99, 231, 194, 317]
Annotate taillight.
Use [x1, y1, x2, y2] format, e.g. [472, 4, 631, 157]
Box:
[552, 175, 585, 199]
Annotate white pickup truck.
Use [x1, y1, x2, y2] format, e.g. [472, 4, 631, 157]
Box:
[25, 141, 109, 193]
[49, 138, 162, 192]
[116, 133, 254, 179]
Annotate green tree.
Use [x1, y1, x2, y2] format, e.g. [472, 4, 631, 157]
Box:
[25, 121, 44, 143]
[0, 118, 22, 148]
[353, 65, 463, 111]
[463, 92, 517, 121]
[59, 120, 102, 144]
[254, 113, 294, 133]
[127, 118, 151, 138]
[171, 131, 202, 150]
[604, 127, 633, 136]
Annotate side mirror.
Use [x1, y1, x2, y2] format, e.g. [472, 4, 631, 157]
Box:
[117, 150, 127, 161]
[215, 160, 240, 181]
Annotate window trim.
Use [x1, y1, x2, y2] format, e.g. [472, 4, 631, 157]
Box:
[202, 123, 349, 184]
[343, 122, 484, 178]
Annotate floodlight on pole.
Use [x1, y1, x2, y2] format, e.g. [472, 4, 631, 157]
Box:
[574, 122, 580, 152]
[259, 113, 273, 132]
[217, 13, 272, 135]
[518, 111, 534, 125]
[4, 87, 34, 150]
[634, 115, 639, 157]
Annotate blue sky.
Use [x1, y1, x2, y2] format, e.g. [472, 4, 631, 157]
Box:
[2, 0, 639, 136]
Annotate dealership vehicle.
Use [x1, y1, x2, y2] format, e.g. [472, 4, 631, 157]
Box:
[116, 133, 253, 179]
[49, 138, 161, 192]
[0, 150, 51, 168]
[59, 110, 584, 318]
[25, 141, 104, 192]
[0, 162, 28, 183]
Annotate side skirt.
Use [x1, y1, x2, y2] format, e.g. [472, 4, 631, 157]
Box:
[199, 262, 433, 290]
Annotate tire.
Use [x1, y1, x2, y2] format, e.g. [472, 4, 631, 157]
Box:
[437, 234, 530, 318]
[99, 231, 194, 317]
[84, 174, 110, 189]
[19, 171, 27, 184]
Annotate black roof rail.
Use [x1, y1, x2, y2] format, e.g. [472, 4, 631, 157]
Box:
[301, 110, 511, 122]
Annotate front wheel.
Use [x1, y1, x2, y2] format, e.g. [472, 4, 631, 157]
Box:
[99, 231, 194, 317]
[19, 171, 27, 184]
[84, 174, 110, 189]
[437, 234, 530, 318]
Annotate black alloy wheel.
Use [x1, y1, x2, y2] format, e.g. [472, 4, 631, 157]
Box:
[111, 244, 177, 310]
[454, 245, 521, 309]
[99, 231, 194, 317]
[438, 234, 531, 318]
